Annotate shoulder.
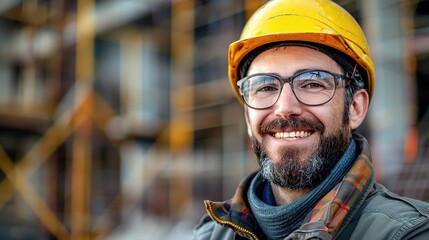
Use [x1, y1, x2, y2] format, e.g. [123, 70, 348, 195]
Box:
[192, 214, 235, 240]
[348, 183, 429, 239]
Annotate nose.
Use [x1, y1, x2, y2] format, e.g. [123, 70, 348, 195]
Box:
[273, 84, 303, 117]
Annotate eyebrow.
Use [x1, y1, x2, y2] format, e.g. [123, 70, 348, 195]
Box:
[293, 68, 314, 75]
[262, 68, 327, 78]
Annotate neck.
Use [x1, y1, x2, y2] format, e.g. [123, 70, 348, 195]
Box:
[270, 183, 311, 205]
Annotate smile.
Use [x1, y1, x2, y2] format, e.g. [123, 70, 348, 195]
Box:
[273, 131, 312, 140]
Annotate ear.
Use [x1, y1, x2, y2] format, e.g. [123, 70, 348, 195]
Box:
[244, 107, 253, 138]
[349, 89, 369, 130]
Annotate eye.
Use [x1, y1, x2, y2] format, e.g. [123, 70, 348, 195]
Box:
[248, 76, 280, 94]
[294, 71, 335, 90]
[256, 84, 279, 93]
[301, 80, 327, 89]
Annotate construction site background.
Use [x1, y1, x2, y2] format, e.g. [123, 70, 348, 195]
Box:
[0, 0, 428, 239]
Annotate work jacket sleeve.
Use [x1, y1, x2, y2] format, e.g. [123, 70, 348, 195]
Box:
[193, 214, 235, 240]
[346, 184, 429, 240]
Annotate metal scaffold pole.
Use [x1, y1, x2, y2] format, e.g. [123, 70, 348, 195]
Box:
[360, 0, 413, 183]
[71, 0, 95, 239]
[170, 0, 195, 216]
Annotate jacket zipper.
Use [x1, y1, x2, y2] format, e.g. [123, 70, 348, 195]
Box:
[205, 200, 259, 240]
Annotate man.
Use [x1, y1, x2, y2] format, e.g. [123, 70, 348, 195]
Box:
[193, 0, 429, 239]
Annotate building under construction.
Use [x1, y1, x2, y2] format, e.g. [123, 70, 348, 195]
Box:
[0, 0, 428, 239]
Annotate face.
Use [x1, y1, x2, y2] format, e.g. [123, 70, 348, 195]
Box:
[245, 46, 352, 190]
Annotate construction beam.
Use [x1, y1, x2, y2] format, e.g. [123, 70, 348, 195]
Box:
[71, 0, 95, 239]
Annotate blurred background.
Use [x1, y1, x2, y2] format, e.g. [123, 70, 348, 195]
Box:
[0, 0, 428, 239]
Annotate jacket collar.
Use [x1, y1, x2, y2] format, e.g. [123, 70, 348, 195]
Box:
[204, 171, 265, 240]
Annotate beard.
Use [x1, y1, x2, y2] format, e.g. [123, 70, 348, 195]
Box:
[252, 115, 350, 190]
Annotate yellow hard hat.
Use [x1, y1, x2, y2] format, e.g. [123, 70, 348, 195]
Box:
[228, 0, 375, 104]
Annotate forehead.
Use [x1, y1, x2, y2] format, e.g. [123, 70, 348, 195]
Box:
[248, 46, 342, 75]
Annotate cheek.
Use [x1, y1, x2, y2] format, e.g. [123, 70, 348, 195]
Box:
[316, 100, 346, 130]
[245, 109, 255, 138]
[246, 110, 267, 136]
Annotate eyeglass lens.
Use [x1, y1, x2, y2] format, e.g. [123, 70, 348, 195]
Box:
[239, 70, 338, 109]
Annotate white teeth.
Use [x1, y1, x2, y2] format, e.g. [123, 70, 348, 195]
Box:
[274, 131, 311, 139]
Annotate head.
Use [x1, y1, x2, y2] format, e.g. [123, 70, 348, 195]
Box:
[243, 45, 368, 190]
[228, 0, 375, 190]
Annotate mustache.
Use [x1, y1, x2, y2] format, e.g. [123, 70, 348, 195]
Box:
[259, 116, 324, 134]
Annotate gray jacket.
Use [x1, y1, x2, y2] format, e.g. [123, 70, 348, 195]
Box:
[193, 135, 429, 240]
[194, 181, 429, 239]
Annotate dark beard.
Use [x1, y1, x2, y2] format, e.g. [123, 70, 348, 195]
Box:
[252, 116, 350, 190]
